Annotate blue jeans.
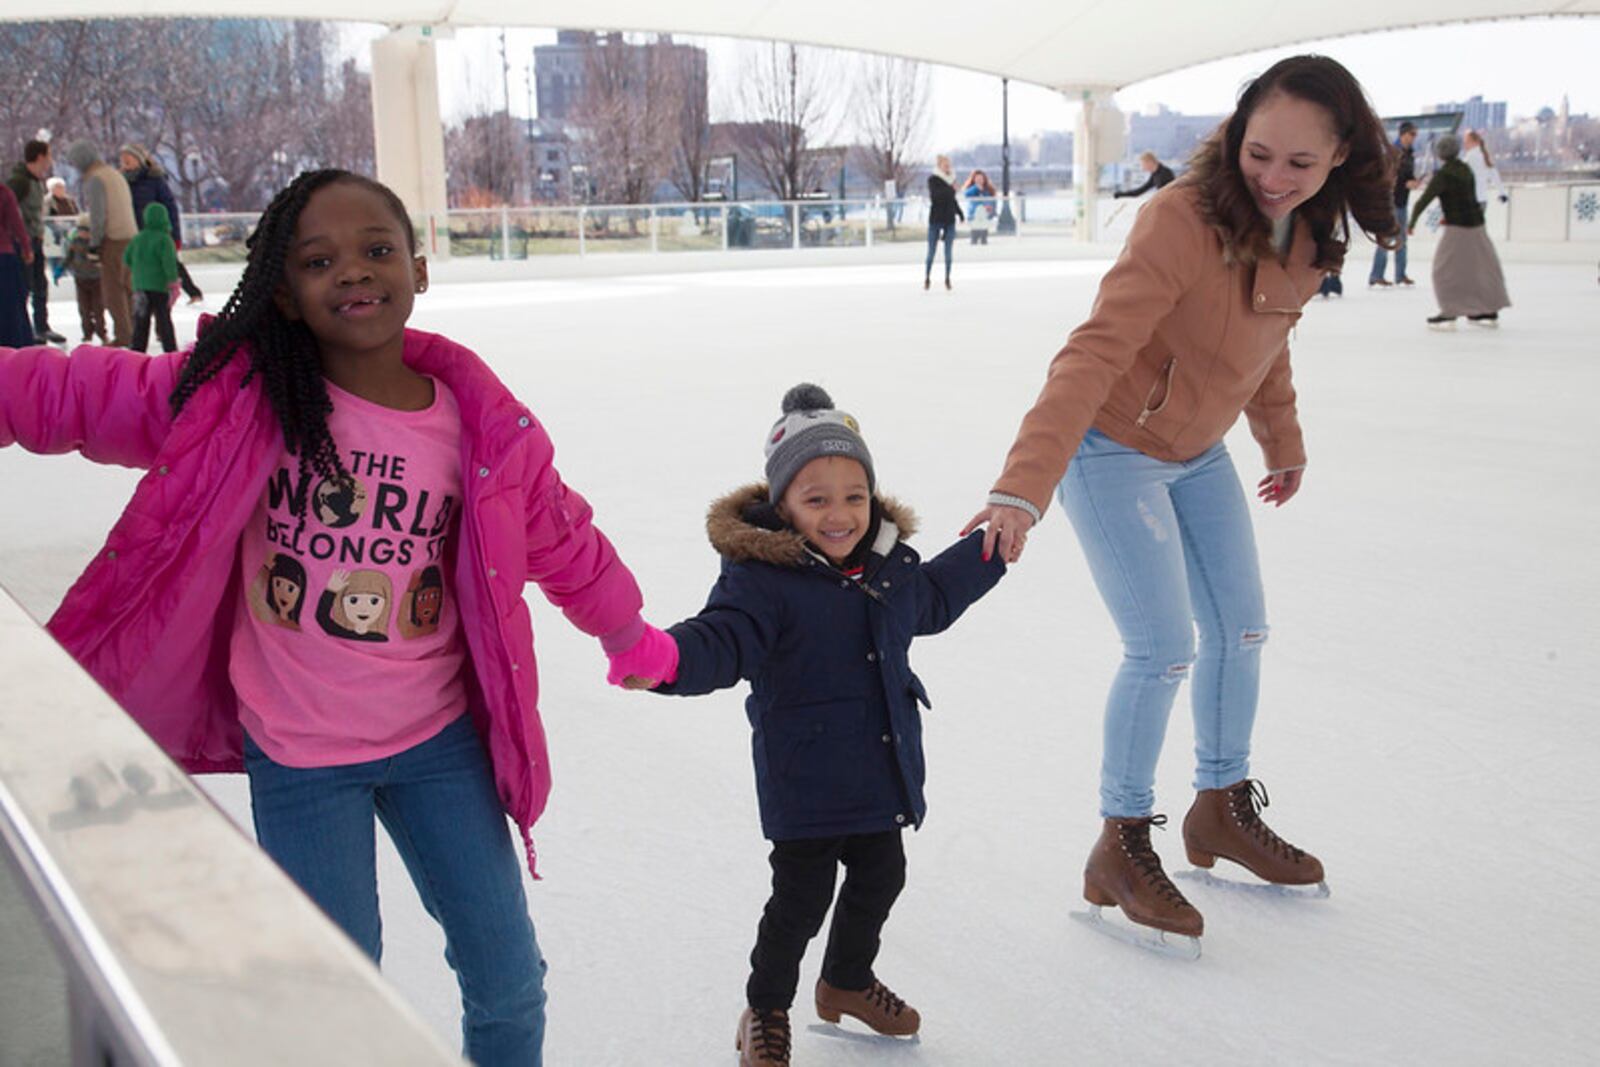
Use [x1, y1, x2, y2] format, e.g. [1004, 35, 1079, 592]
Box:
[924, 220, 955, 280]
[1368, 204, 1409, 282]
[1058, 431, 1268, 818]
[243, 714, 546, 1066]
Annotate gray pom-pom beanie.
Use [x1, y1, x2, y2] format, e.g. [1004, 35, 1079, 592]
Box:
[763, 383, 875, 502]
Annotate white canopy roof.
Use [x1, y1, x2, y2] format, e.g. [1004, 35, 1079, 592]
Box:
[11, 1, 1600, 91]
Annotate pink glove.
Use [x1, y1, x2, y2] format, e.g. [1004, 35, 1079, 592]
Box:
[605, 623, 679, 689]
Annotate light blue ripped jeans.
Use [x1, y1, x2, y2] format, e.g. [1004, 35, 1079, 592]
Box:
[1058, 430, 1268, 818]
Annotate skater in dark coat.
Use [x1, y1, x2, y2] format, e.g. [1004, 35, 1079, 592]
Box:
[1408, 134, 1511, 329]
[608, 384, 1005, 1066]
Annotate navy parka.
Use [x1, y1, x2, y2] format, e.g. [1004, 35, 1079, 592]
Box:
[658, 485, 1005, 841]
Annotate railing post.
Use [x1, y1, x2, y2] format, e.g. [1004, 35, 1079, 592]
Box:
[721, 204, 729, 251]
[650, 206, 659, 254]
[792, 202, 801, 250]
[578, 206, 587, 256]
[865, 201, 873, 248]
[499, 206, 510, 260]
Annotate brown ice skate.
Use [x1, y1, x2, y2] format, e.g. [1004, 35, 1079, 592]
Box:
[736, 1007, 791, 1066]
[1183, 779, 1326, 889]
[815, 977, 920, 1036]
[1082, 814, 1203, 939]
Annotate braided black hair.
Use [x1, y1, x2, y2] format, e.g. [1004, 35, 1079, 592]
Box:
[168, 169, 418, 487]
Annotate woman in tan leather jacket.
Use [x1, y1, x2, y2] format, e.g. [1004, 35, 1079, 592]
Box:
[964, 55, 1399, 952]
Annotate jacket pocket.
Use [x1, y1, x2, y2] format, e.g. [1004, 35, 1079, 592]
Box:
[1135, 357, 1177, 428]
[907, 673, 932, 710]
[765, 699, 869, 813]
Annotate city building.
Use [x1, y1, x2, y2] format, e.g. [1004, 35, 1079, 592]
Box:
[1426, 95, 1507, 131]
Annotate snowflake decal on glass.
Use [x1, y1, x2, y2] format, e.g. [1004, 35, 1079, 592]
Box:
[1576, 191, 1599, 223]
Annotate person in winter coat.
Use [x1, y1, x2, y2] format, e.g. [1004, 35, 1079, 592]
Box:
[1113, 151, 1177, 198]
[924, 154, 965, 290]
[1461, 129, 1507, 214]
[0, 168, 661, 1067]
[0, 180, 33, 347]
[965, 56, 1400, 953]
[1408, 133, 1511, 329]
[7, 139, 64, 343]
[45, 176, 77, 284]
[62, 214, 106, 343]
[123, 201, 180, 352]
[64, 140, 136, 347]
[962, 168, 996, 245]
[119, 144, 204, 305]
[608, 384, 1005, 1067]
[1368, 120, 1421, 287]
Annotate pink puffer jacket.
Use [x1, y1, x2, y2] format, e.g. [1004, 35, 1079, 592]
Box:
[0, 329, 644, 874]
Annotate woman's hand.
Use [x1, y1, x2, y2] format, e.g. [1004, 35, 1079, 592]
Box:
[1257, 469, 1303, 507]
[960, 504, 1036, 563]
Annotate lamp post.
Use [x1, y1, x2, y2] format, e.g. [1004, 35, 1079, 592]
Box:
[997, 77, 1017, 235]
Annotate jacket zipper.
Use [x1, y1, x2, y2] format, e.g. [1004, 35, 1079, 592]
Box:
[1136, 357, 1177, 427]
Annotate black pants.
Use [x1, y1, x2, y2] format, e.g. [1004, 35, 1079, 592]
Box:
[28, 236, 49, 333]
[747, 829, 906, 1011]
[131, 289, 176, 353]
[177, 258, 202, 300]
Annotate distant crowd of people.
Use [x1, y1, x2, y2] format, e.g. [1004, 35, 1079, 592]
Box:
[2, 137, 203, 352]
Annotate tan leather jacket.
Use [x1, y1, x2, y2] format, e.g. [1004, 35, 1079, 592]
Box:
[993, 183, 1323, 515]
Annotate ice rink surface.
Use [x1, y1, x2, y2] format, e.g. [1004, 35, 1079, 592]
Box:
[3, 243, 1597, 1065]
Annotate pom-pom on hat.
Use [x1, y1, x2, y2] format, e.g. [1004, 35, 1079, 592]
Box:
[763, 383, 875, 503]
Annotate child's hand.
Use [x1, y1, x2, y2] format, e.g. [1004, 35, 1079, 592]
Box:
[327, 568, 350, 591]
[606, 623, 679, 689]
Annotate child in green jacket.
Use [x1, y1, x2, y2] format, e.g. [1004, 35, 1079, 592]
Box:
[123, 201, 179, 352]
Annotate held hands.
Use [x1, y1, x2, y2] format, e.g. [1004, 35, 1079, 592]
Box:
[606, 623, 679, 690]
[1257, 469, 1303, 508]
[960, 504, 1036, 564]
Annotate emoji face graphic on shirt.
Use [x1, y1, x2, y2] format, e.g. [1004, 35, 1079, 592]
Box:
[248, 552, 307, 629]
[316, 568, 392, 642]
[396, 565, 446, 639]
[313, 473, 368, 529]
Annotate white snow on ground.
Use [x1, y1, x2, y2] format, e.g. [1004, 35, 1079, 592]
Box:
[3, 247, 1598, 1065]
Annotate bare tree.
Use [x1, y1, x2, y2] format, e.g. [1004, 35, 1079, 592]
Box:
[1, 18, 367, 212]
[568, 33, 677, 204]
[445, 112, 524, 206]
[851, 55, 931, 200]
[733, 42, 840, 200]
[664, 44, 712, 202]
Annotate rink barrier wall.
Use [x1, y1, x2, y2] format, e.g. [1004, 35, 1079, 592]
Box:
[0, 588, 467, 1067]
[159, 182, 1599, 264]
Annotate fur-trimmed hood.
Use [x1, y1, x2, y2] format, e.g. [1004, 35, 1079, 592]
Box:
[705, 483, 919, 566]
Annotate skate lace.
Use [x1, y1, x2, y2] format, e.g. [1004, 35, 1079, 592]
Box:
[867, 980, 908, 1017]
[1230, 779, 1307, 862]
[749, 1009, 791, 1062]
[1119, 815, 1191, 909]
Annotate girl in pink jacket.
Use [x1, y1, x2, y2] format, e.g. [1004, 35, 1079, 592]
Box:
[0, 169, 668, 1067]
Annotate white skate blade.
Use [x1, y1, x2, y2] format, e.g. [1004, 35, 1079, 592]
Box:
[1070, 906, 1201, 960]
[1174, 866, 1331, 899]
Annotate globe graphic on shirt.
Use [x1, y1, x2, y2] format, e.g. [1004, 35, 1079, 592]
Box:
[312, 474, 368, 528]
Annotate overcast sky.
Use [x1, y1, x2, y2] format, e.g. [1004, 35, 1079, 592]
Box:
[344, 17, 1596, 150]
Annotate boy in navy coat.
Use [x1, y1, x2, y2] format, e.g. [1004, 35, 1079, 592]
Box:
[610, 384, 1005, 1066]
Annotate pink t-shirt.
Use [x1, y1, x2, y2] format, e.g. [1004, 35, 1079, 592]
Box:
[229, 377, 467, 767]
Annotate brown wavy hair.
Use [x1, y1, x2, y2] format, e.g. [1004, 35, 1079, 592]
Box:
[1182, 55, 1399, 269]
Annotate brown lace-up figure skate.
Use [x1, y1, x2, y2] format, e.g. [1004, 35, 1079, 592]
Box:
[815, 977, 920, 1036]
[736, 1007, 791, 1066]
[1083, 814, 1203, 938]
[1183, 779, 1325, 887]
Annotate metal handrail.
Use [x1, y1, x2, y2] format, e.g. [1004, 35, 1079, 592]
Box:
[0, 588, 465, 1066]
